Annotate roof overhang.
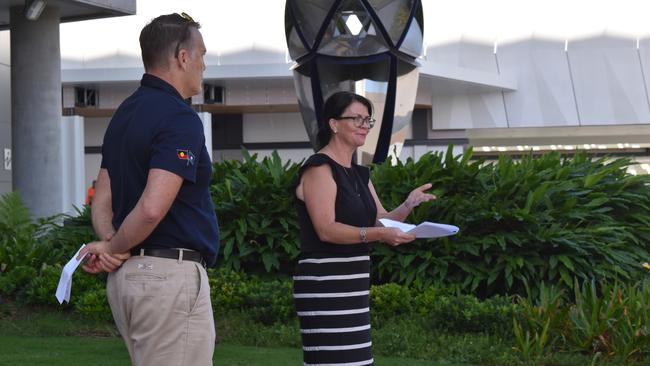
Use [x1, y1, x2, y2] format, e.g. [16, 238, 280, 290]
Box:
[62, 61, 518, 92]
[0, 0, 136, 30]
[61, 63, 295, 84]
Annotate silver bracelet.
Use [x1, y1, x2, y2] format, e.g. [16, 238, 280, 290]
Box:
[360, 227, 368, 243]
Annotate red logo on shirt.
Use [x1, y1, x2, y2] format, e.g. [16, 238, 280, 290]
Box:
[177, 149, 189, 160]
[176, 149, 195, 166]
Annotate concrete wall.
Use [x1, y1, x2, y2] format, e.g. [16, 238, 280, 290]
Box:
[0, 31, 9, 194]
[568, 35, 650, 125]
[427, 40, 508, 129]
[243, 112, 307, 143]
[224, 78, 296, 106]
[498, 38, 579, 127]
[423, 33, 650, 130]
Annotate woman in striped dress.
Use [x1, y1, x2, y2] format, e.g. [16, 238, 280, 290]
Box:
[293, 91, 435, 365]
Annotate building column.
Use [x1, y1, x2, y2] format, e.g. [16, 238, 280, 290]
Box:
[61, 115, 85, 214]
[197, 111, 213, 160]
[10, 5, 62, 217]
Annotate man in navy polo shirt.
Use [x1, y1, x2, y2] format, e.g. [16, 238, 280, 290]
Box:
[79, 13, 219, 366]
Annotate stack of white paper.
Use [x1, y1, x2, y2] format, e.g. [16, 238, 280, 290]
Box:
[379, 218, 459, 238]
[55, 244, 87, 304]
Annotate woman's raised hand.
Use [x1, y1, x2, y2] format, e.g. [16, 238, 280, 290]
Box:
[403, 183, 436, 210]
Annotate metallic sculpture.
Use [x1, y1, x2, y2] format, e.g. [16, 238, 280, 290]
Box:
[285, 0, 424, 164]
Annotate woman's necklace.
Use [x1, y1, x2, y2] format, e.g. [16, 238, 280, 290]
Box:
[342, 166, 361, 197]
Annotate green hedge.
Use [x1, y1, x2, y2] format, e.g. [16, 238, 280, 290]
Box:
[211, 150, 301, 274]
[4, 147, 650, 298]
[212, 148, 650, 297]
[4, 147, 650, 295]
[371, 148, 650, 296]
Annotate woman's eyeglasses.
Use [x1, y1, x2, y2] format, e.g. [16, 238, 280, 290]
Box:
[337, 115, 376, 129]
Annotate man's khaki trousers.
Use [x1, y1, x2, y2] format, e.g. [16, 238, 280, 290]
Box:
[107, 255, 215, 366]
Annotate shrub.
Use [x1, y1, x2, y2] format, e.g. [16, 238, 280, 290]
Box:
[417, 292, 518, 336]
[0, 265, 37, 296]
[512, 282, 568, 360]
[0, 192, 60, 290]
[23, 264, 67, 306]
[371, 147, 650, 296]
[511, 279, 650, 363]
[244, 277, 294, 325]
[22, 261, 106, 309]
[370, 282, 413, 326]
[74, 287, 112, 322]
[211, 150, 301, 274]
[565, 279, 650, 361]
[210, 268, 294, 325]
[209, 268, 248, 312]
[42, 205, 98, 259]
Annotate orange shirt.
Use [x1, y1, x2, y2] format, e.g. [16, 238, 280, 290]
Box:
[86, 186, 95, 205]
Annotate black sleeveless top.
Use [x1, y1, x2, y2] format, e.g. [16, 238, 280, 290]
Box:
[294, 153, 378, 255]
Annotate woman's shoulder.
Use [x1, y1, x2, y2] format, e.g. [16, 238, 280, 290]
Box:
[304, 153, 331, 165]
[304, 152, 351, 169]
[300, 153, 336, 175]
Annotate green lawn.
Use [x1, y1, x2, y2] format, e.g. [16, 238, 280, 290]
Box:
[0, 308, 452, 365]
[0, 335, 447, 366]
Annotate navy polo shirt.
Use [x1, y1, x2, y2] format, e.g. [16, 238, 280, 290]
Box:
[101, 74, 220, 266]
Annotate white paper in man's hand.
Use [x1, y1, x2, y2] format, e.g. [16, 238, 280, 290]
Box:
[379, 218, 459, 238]
[55, 244, 87, 304]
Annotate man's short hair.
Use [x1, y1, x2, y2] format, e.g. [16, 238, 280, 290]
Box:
[139, 13, 201, 70]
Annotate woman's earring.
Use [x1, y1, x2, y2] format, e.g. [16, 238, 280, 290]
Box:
[333, 129, 338, 134]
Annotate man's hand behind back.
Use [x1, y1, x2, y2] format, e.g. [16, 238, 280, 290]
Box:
[79, 236, 130, 273]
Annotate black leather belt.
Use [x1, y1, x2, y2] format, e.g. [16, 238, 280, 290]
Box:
[132, 248, 206, 267]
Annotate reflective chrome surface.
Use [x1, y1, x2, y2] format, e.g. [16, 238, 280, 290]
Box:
[285, 0, 423, 163]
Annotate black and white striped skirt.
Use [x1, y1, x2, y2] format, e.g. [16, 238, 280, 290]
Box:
[293, 253, 373, 366]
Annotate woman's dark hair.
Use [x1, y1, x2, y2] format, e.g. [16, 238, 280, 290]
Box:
[317, 91, 373, 149]
[139, 13, 201, 71]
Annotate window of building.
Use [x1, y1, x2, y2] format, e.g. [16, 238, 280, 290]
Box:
[212, 113, 243, 149]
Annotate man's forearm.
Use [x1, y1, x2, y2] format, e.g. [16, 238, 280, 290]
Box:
[106, 168, 183, 254]
[92, 208, 116, 240]
[106, 205, 162, 254]
[91, 169, 116, 241]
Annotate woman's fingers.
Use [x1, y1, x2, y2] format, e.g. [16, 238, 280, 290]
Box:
[389, 230, 416, 246]
[405, 183, 438, 209]
[415, 183, 432, 192]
